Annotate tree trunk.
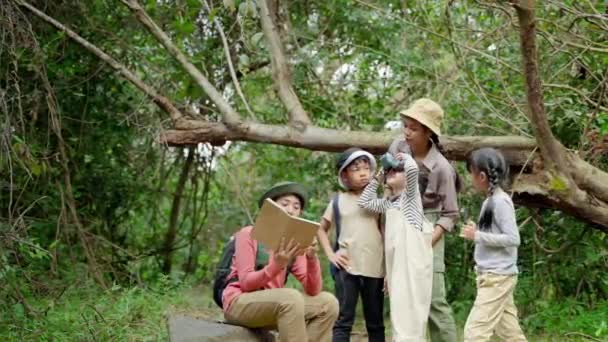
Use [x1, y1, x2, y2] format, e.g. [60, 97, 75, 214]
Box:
[162, 148, 194, 274]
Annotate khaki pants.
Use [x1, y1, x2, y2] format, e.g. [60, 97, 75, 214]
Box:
[225, 288, 339, 342]
[464, 273, 527, 342]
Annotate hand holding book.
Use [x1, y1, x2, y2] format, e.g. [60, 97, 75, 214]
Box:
[252, 199, 320, 251]
[273, 237, 303, 267]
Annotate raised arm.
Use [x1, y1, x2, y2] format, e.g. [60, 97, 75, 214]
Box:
[398, 154, 424, 230]
[358, 178, 392, 213]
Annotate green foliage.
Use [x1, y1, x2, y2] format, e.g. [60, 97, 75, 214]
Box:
[1, 0, 606, 340]
[0, 278, 190, 341]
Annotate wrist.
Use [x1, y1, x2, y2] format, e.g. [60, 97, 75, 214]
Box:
[267, 257, 286, 275]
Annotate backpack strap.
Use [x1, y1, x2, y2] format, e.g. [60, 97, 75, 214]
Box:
[332, 193, 341, 252]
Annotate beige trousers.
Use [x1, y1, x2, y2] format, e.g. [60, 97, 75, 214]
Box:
[464, 273, 527, 342]
[225, 288, 339, 342]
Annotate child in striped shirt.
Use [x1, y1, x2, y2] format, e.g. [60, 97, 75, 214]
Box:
[358, 152, 434, 342]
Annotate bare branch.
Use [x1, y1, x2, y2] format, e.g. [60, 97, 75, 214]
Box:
[17, 0, 185, 124]
[257, 0, 311, 129]
[120, 0, 243, 127]
[201, 0, 256, 120]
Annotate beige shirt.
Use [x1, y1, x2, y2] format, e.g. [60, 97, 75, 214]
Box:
[323, 192, 384, 278]
[388, 138, 459, 232]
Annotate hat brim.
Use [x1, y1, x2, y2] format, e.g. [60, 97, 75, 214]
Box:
[337, 150, 377, 189]
[258, 183, 308, 209]
[400, 109, 441, 136]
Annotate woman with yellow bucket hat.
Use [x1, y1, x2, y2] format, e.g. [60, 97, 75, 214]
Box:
[388, 98, 461, 342]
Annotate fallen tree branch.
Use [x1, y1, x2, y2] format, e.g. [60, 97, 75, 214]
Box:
[258, 0, 311, 129]
[569, 155, 608, 204]
[511, 173, 608, 231]
[161, 120, 537, 162]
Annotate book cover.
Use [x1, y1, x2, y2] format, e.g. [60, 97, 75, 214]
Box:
[252, 198, 320, 251]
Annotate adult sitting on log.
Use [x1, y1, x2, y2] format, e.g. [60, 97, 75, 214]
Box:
[222, 182, 339, 342]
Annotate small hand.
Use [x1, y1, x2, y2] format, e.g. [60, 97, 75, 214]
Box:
[273, 238, 302, 268]
[375, 168, 385, 183]
[461, 220, 477, 241]
[329, 250, 350, 270]
[395, 153, 407, 161]
[305, 239, 319, 258]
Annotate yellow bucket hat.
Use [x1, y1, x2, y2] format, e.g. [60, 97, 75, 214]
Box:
[399, 98, 444, 136]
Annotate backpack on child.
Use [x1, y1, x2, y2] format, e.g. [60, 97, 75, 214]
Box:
[212, 235, 294, 308]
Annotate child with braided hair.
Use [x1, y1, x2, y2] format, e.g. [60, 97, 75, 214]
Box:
[461, 148, 527, 342]
[358, 152, 433, 342]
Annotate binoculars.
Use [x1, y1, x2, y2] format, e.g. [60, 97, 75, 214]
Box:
[380, 153, 404, 170]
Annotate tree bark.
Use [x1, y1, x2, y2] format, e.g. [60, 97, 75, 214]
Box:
[161, 120, 537, 163]
[509, 0, 608, 229]
[513, 0, 570, 175]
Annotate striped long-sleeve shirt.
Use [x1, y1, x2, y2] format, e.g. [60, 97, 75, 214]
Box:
[358, 154, 424, 231]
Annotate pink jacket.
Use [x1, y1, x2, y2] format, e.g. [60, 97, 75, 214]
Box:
[222, 226, 323, 311]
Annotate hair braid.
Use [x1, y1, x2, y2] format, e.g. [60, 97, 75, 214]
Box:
[487, 167, 499, 196]
[467, 148, 508, 231]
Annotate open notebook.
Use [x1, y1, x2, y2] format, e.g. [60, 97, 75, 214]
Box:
[252, 198, 320, 251]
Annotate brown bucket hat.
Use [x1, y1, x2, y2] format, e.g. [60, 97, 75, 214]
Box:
[399, 98, 444, 136]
